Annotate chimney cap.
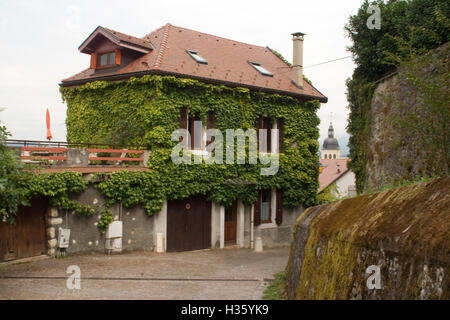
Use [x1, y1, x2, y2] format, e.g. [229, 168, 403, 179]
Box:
[291, 32, 306, 37]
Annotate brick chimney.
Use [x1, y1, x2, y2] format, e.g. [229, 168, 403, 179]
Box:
[292, 32, 305, 88]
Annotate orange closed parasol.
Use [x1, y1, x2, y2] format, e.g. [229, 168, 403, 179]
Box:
[46, 108, 53, 140]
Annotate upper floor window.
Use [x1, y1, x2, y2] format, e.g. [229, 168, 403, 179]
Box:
[256, 117, 284, 154]
[98, 51, 116, 67]
[179, 108, 215, 151]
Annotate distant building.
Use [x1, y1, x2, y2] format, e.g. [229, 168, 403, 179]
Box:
[319, 122, 356, 198]
[321, 122, 340, 159]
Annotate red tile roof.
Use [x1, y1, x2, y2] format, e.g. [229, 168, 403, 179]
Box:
[318, 158, 350, 192]
[62, 23, 327, 102]
[78, 26, 154, 53]
[102, 27, 154, 50]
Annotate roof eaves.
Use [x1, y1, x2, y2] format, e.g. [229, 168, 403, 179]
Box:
[78, 26, 121, 53]
[60, 69, 327, 102]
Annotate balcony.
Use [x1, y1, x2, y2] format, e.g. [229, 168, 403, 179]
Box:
[6, 139, 150, 173]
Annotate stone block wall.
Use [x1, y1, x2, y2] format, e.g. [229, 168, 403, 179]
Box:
[286, 176, 449, 300]
[45, 186, 155, 256]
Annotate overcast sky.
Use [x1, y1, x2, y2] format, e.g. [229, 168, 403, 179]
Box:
[0, 0, 364, 155]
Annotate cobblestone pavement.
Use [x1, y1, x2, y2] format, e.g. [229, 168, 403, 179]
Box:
[0, 247, 289, 300]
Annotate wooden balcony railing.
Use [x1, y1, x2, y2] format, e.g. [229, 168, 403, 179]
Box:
[7, 140, 149, 167]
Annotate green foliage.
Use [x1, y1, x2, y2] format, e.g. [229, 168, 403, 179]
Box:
[0, 127, 94, 223]
[263, 271, 287, 300]
[96, 171, 165, 215]
[26, 171, 95, 216]
[384, 39, 449, 176]
[61, 74, 321, 212]
[0, 122, 32, 223]
[97, 208, 114, 234]
[346, 79, 376, 193]
[346, 0, 450, 82]
[317, 183, 339, 205]
[345, 0, 450, 193]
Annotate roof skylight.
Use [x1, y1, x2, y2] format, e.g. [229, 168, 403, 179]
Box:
[186, 50, 208, 64]
[248, 61, 273, 77]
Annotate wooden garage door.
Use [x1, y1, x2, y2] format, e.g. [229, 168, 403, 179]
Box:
[167, 195, 211, 252]
[0, 198, 47, 261]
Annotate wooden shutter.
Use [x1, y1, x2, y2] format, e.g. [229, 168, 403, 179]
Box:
[179, 107, 188, 147]
[206, 111, 215, 143]
[278, 118, 284, 153]
[254, 192, 261, 226]
[189, 116, 196, 150]
[115, 48, 122, 65]
[256, 116, 262, 151]
[275, 189, 283, 225]
[265, 118, 271, 153]
[90, 53, 97, 69]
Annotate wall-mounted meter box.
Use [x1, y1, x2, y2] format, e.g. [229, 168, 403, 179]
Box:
[58, 228, 71, 248]
[105, 221, 122, 253]
[106, 221, 123, 239]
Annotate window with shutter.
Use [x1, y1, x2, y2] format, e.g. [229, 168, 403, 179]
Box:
[254, 192, 261, 227]
[188, 116, 202, 150]
[90, 53, 97, 69]
[261, 189, 271, 223]
[179, 107, 188, 148]
[206, 111, 215, 145]
[115, 48, 122, 65]
[275, 189, 283, 225]
[256, 116, 262, 149]
[278, 118, 284, 153]
[257, 116, 271, 153]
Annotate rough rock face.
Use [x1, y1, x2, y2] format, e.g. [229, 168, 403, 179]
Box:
[365, 43, 449, 191]
[286, 176, 449, 300]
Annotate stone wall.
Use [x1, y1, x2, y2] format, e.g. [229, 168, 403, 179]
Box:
[365, 42, 449, 191]
[286, 176, 449, 300]
[46, 186, 156, 255]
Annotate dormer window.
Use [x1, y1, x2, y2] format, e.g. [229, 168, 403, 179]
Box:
[98, 51, 116, 67]
[90, 49, 121, 69]
[248, 61, 273, 77]
[186, 50, 208, 64]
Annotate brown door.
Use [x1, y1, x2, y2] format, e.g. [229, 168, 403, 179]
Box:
[167, 195, 211, 252]
[224, 201, 237, 245]
[0, 198, 47, 261]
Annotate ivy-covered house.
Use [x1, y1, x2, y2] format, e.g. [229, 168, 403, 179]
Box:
[60, 23, 327, 252]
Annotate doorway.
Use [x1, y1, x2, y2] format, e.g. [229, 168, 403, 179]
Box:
[224, 201, 237, 245]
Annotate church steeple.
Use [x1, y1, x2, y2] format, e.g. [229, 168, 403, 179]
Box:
[322, 120, 340, 159]
[328, 122, 335, 138]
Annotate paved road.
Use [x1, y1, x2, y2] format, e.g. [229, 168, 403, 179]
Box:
[0, 247, 289, 300]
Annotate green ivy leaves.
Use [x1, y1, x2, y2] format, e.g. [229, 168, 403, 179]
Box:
[60, 74, 322, 213]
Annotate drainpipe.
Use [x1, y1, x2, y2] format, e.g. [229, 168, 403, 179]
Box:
[250, 204, 255, 249]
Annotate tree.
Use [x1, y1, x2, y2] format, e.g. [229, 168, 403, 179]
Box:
[345, 0, 450, 192]
[0, 120, 31, 223]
